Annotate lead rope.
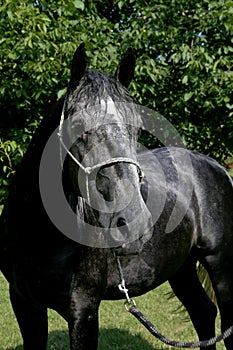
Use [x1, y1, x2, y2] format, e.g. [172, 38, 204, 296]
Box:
[115, 254, 233, 348]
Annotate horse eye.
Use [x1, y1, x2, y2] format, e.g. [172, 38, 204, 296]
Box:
[81, 131, 92, 142]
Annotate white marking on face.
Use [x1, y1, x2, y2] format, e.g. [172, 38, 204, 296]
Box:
[100, 97, 124, 123]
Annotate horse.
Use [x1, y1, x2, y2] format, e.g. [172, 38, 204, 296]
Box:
[0, 43, 233, 350]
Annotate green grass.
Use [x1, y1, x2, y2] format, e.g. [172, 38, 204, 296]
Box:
[0, 272, 225, 350]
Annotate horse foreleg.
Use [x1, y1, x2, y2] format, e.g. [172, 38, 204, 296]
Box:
[59, 292, 100, 350]
[10, 285, 48, 350]
[68, 307, 99, 350]
[169, 258, 217, 350]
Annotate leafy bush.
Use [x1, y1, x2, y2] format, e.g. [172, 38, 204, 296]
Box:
[1, 0, 232, 205]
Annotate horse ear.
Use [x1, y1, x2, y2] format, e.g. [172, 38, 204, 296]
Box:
[115, 48, 136, 87]
[70, 43, 88, 88]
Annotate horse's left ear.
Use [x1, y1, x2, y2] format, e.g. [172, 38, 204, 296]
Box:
[115, 48, 136, 87]
[70, 43, 88, 88]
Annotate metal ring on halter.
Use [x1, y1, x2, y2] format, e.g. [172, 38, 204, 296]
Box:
[124, 299, 137, 312]
[57, 95, 144, 202]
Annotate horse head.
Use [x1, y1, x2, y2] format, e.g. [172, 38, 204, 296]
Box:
[61, 44, 153, 254]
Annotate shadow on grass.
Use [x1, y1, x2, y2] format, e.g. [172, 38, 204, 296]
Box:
[99, 328, 161, 350]
[6, 328, 162, 350]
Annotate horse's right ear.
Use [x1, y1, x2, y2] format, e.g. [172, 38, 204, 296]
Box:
[115, 48, 136, 87]
[70, 43, 88, 88]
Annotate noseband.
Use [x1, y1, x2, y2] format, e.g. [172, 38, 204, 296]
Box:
[57, 96, 144, 203]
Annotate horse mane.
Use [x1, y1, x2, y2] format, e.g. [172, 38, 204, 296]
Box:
[72, 70, 133, 104]
[66, 70, 142, 128]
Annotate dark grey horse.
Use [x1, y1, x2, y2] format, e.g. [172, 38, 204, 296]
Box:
[0, 44, 233, 350]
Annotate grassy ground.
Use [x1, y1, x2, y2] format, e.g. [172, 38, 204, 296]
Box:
[0, 272, 225, 350]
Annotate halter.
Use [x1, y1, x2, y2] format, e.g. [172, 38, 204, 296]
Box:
[57, 96, 144, 203]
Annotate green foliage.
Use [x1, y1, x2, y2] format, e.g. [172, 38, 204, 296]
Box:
[1, 0, 233, 205]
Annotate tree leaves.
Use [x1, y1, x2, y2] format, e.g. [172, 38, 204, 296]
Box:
[74, 0, 85, 11]
[0, 0, 233, 205]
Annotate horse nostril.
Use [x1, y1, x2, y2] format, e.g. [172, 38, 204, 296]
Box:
[115, 217, 129, 243]
[117, 218, 127, 228]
